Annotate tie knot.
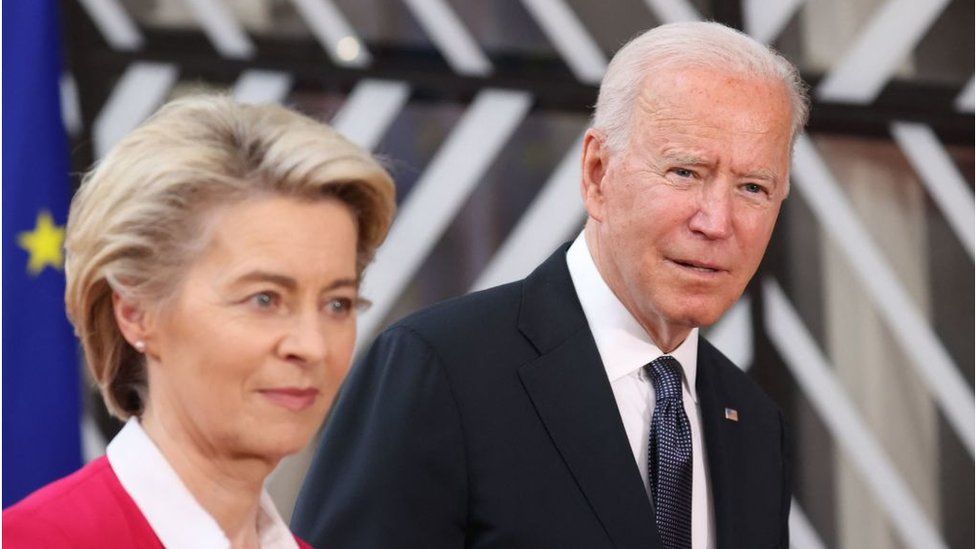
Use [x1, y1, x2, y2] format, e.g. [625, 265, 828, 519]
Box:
[647, 355, 684, 401]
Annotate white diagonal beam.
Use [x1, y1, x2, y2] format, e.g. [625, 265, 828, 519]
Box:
[817, 0, 950, 103]
[789, 500, 827, 549]
[519, 0, 607, 84]
[289, 0, 371, 68]
[763, 279, 947, 549]
[956, 76, 974, 113]
[642, 0, 701, 23]
[60, 73, 83, 137]
[891, 122, 975, 258]
[791, 134, 975, 455]
[93, 62, 179, 158]
[357, 90, 533, 347]
[77, 0, 144, 51]
[182, 0, 256, 59]
[232, 70, 293, 104]
[743, 0, 805, 44]
[81, 414, 108, 463]
[705, 297, 753, 369]
[401, 0, 493, 76]
[471, 133, 586, 291]
[330, 80, 411, 151]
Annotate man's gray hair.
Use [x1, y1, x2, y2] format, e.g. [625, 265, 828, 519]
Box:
[593, 22, 809, 152]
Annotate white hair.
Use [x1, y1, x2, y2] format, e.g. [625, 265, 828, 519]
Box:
[593, 21, 809, 152]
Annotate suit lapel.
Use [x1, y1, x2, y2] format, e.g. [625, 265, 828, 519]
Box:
[696, 342, 740, 548]
[516, 245, 659, 548]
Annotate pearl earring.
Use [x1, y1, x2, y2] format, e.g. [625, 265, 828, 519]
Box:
[134, 340, 146, 353]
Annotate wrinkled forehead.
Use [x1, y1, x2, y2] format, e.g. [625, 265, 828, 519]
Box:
[635, 67, 792, 127]
[627, 68, 794, 156]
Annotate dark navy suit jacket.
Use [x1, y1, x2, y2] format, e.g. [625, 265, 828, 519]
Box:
[293, 245, 790, 548]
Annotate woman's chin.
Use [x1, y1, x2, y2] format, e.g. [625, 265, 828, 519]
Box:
[229, 421, 320, 463]
[242, 396, 330, 456]
[243, 439, 311, 466]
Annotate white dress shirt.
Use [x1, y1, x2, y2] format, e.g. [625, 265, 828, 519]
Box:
[566, 234, 715, 549]
[106, 418, 298, 549]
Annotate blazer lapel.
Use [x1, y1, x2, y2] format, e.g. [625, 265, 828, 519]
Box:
[516, 245, 659, 549]
[696, 342, 740, 548]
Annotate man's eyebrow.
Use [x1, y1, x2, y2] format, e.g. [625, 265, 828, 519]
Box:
[658, 148, 781, 186]
[659, 149, 711, 165]
[737, 167, 779, 183]
[231, 271, 359, 291]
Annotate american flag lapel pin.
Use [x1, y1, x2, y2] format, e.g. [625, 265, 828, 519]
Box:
[724, 408, 739, 422]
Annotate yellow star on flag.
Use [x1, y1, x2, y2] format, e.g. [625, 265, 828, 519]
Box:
[17, 210, 66, 275]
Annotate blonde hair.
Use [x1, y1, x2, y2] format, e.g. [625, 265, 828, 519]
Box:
[65, 94, 396, 418]
[593, 21, 809, 153]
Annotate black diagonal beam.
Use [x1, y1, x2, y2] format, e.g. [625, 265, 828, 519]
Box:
[63, 0, 974, 163]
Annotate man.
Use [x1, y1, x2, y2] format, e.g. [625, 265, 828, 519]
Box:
[294, 21, 807, 549]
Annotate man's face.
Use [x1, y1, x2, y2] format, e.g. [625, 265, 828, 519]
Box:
[584, 66, 793, 347]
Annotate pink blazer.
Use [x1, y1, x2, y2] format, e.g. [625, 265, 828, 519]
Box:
[2, 456, 312, 548]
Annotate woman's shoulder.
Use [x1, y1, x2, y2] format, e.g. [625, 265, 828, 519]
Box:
[2, 456, 161, 548]
[8, 456, 113, 505]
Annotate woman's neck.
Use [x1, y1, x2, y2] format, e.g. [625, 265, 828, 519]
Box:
[139, 404, 277, 548]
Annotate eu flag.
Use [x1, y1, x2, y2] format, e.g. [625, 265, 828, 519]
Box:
[2, 0, 83, 507]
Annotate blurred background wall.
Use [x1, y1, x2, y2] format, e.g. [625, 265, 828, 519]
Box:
[12, 0, 976, 547]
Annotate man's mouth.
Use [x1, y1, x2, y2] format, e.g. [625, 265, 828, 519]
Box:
[668, 258, 725, 274]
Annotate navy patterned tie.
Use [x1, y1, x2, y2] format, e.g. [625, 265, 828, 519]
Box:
[647, 355, 693, 549]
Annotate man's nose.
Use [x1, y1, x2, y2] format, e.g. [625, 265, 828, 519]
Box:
[688, 180, 733, 240]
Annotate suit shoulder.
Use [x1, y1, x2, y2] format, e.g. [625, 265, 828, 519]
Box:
[363, 280, 536, 382]
[391, 281, 523, 344]
[700, 337, 782, 418]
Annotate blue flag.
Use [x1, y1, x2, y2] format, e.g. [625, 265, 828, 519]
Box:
[2, 0, 83, 507]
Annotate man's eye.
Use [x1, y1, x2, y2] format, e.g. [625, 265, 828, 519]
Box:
[743, 183, 766, 194]
[673, 168, 695, 178]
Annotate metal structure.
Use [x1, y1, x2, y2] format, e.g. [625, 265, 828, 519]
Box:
[60, 1, 973, 547]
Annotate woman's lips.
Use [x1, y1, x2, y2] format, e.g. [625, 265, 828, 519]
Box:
[259, 388, 320, 411]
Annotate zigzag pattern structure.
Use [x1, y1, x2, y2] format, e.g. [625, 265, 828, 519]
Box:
[66, 1, 974, 546]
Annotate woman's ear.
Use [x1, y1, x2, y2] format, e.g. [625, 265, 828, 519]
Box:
[112, 291, 153, 354]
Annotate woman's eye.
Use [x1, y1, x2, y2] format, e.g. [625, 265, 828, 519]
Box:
[250, 292, 278, 309]
[327, 297, 355, 317]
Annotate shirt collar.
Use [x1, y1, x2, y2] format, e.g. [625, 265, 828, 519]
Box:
[106, 418, 297, 549]
[566, 233, 699, 402]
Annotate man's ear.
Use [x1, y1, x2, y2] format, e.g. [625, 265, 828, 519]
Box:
[580, 128, 611, 223]
[112, 291, 155, 353]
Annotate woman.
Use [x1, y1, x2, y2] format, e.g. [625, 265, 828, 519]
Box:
[3, 94, 395, 548]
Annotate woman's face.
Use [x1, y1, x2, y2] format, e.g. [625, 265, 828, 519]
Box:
[143, 196, 359, 462]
